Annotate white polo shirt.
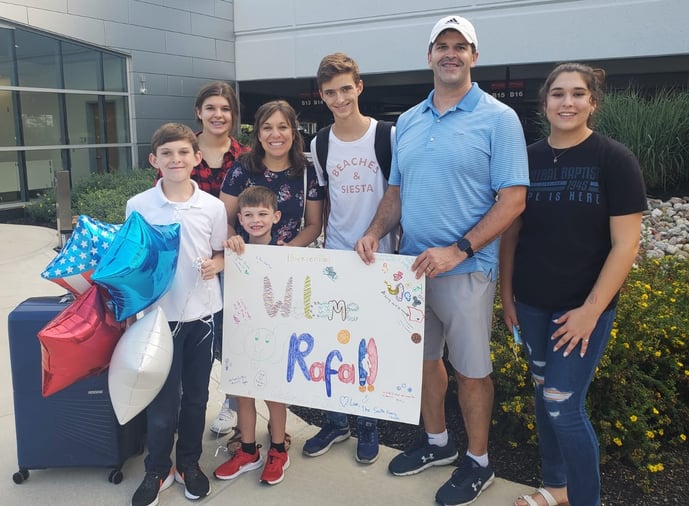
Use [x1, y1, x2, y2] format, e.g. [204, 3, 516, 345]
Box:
[126, 179, 227, 322]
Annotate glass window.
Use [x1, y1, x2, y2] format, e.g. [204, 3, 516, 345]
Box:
[20, 91, 62, 146]
[108, 146, 132, 172]
[0, 151, 20, 203]
[68, 147, 96, 183]
[0, 27, 16, 86]
[63, 41, 100, 91]
[15, 30, 60, 88]
[65, 94, 100, 145]
[25, 149, 62, 197]
[0, 89, 17, 147]
[104, 95, 131, 143]
[103, 52, 126, 92]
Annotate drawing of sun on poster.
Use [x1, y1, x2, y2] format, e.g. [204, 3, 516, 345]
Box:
[221, 244, 425, 425]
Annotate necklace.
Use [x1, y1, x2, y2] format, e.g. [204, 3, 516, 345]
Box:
[550, 145, 573, 164]
[548, 131, 591, 164]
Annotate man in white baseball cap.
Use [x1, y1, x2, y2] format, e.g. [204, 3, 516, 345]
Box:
[356, 13, 529, 506]
[428, 15, 478, 49]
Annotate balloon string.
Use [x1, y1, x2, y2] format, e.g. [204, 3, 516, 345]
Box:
[169, 270, 217, 341]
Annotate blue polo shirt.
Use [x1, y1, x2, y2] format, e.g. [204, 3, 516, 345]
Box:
[391, 83, 529, 279]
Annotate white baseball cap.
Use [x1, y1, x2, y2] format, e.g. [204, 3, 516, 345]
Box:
[429, 15, 478, 49]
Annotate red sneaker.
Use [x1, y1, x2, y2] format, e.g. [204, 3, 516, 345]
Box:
[260, 448, 290, 485]
[213, 447, 263, 480]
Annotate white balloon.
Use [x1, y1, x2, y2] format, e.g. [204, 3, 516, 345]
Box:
[108, 307, 173, 425]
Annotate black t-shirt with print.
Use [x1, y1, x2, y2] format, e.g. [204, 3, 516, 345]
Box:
[513, 132, 647, 312]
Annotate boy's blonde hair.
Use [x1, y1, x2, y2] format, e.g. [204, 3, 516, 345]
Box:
[151, 123, 199, 154]
[237, 185, 278, 213]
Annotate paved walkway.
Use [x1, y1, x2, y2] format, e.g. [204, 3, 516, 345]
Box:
[0, 224, 532, 505]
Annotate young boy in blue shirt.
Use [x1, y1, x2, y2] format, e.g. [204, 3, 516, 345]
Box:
[127, 123, 227, 506]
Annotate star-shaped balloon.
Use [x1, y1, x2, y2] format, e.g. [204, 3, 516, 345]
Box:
[91, 211, 180, 321]
[41, 215, 121, 295]
[38, 284, 124, 397]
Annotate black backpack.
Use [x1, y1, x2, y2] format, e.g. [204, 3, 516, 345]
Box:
[314, 120, 394, 183]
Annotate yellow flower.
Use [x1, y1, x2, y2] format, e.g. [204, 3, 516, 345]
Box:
[610, 328, 618, 338]
[680, 434, 687, 442]
[527, 423, 534, 430]
[659, 428, 664, 436]
[613, 437, 623, 447]
[615, 420, 623, 429]
[630, 415, 638, 423]
[652, 408, 659, 415]
[646, 431, 655, 439]
[655, 351, 662, 357]
[647, 463, 664, 473]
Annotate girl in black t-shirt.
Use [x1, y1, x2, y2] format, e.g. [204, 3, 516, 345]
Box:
[499, 63, 646, 506]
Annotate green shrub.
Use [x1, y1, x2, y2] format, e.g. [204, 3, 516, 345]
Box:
[491, 256, 689, 490]
[25, 187, 57, 225]
[596, 87, 689, 194]
[72, 168, 156, 223]
[24, 168, 156, 226]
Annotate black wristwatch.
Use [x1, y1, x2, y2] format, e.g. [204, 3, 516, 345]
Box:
[456, 237, 474, 258]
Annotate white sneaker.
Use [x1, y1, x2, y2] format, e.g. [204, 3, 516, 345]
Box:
[210, 398, 237, 435]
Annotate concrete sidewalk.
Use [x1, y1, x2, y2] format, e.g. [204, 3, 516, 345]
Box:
[0, 223, 532, 506]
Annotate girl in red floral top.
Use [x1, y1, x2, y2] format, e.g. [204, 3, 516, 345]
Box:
[156, 81, 250, 198]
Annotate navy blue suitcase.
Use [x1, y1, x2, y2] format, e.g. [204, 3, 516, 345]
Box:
[7, 295, 145, 485]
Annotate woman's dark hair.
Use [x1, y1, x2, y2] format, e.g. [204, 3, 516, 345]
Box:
[539, 62, 606, 128]
[240, 100, 307, 178]
[194, 81, 240, 133]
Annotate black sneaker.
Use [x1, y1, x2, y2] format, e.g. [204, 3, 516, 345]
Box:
[131, 471, 174, 506]
[435, 455, 495, 506]
[175, 463, 211, 500]
[388, 434, 458, 476]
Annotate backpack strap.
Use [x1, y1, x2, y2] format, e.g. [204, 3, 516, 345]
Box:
[316, 120, 394, 181]
[315, 125, 332, 184]
[374, 120, 394, 180]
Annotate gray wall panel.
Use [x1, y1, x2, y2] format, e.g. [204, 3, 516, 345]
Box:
[192, 58, 235, 80]
[129, 2, 191, 33]
[131, 51, 194, 77]
[164, 31, 216, 59]
[214, 0, 234, 21]
[105, 21, 166, 52]
[142, 0, 215, 16]
[27, 9, 106, 45]
[67, 0, 129, 24]
[191, 13, 232, 42]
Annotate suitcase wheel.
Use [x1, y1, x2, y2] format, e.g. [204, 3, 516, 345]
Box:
[108, 469, 123, 485]
[12, 468, 29, 484]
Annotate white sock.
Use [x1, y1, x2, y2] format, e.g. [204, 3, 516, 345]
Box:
[467, 450, 489, 467]
[426, 430, 448, 447]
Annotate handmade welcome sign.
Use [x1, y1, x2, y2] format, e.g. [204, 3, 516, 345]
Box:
[222, 245, 425, 425]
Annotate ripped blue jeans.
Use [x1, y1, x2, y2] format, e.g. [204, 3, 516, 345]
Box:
[515, 301, 615, 506]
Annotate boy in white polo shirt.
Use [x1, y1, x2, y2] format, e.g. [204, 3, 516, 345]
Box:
[126, 123, 227, 506]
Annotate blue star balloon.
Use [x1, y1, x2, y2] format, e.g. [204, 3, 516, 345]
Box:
[92, 211, 180, 321]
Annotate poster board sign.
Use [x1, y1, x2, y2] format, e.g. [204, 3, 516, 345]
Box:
[221, 244, 425, 424]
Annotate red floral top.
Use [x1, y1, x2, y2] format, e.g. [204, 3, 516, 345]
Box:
[155, 134, 250, 198]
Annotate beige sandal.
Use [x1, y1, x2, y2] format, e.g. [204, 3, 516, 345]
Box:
[515, 488, 560, 506]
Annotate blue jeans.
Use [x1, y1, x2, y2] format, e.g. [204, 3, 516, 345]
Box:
[144, 313, 217, 473]
[515, 301, 615, 506]
[326, 411, 377, 430]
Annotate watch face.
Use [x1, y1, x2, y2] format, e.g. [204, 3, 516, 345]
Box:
[457, 238, 470, 250]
